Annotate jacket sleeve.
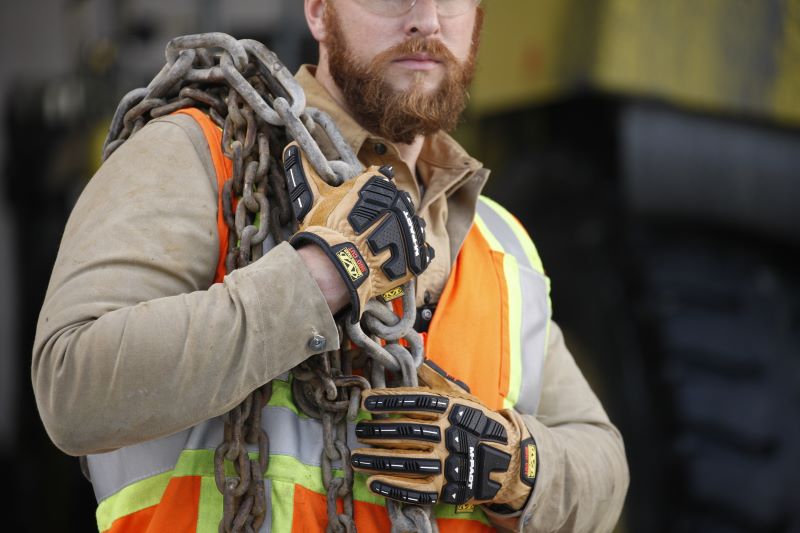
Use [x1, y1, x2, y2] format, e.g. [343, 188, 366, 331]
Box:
[484, 321, 629, 532]
[32, 115, 340, 456]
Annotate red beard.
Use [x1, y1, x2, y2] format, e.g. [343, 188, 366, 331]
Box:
[325, 5, 483, 144]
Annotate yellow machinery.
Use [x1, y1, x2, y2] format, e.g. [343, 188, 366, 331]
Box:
[473, 0, 800, 125]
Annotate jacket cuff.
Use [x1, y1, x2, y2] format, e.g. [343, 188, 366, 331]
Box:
[482, 504, 525, 532]
[224, 241, 340, 377]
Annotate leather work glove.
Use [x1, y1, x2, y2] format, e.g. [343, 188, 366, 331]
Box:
[282, 142, 434, 322]
[350, 363, 538, 510]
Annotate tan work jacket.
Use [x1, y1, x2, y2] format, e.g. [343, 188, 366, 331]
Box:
[32, 65, 629, 532]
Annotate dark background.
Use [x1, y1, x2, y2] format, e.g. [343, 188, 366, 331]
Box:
[1, 1, 799, 531]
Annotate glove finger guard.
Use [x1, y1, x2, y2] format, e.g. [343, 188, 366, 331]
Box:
[283, 142, 434, 322]
[352, 385, 537, 509]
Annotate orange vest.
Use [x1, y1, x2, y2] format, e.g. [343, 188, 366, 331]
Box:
[88, 108, 551, 532]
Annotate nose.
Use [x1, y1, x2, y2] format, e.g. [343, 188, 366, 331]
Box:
[404, 0, 441, 37]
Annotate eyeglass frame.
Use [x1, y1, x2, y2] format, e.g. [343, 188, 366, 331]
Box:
[349, 0, 482, 19]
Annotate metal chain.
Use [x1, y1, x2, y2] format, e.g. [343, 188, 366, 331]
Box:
[103, 32, 435, 532]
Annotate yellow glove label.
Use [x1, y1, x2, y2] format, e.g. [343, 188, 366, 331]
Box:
[382, 286, 405, 302]
[337, 246, 367, 282]
[524, 443, 537, 479]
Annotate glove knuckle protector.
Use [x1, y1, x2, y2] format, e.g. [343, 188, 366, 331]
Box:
[352, 385, 538, 510]
[283, 142, 434, 322]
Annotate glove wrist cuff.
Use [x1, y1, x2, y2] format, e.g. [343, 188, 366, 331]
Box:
[492, 409, 537, 509]
[290, 230, 368, 322]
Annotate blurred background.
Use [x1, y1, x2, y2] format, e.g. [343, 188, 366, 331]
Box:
[1, 0, 799, 531]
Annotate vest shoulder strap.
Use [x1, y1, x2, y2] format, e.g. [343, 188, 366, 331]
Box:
[170, 108, 232, 284]
[474, 196, 553, 412]
[475, 195, 547, 278]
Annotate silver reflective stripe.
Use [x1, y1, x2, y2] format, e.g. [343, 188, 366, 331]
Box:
[476, 200, 533, 270]
[87, 429, 188, 502]
[477, 197, 550, 414]
[259, 478, 272, 533]
[184, 404, 359, 463]
[87, 400, 359, 504]
[516, 265, 550, 414]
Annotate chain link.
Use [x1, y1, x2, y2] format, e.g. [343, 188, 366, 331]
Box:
[103, 32, 435, 532]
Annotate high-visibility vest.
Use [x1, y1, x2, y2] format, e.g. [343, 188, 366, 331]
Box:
[87, 108, 551, 532]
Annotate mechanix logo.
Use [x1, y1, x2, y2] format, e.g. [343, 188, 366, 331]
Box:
[382, 286, 405, 302]
[455, 503, 475, 514]
[468, 446, 476, 490]
[524, 443, 537, 480]
[402, 210, 421, 257]
[336, 246, 367, 282]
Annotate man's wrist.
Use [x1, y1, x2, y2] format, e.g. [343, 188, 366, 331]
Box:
[296, 244, 349, 314]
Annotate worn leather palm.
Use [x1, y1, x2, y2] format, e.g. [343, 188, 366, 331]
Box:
[283, 142, 434, 322]
[351, 363, 538, 510]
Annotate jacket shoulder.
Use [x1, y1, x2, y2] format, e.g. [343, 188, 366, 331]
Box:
[147, 112, 220, 193]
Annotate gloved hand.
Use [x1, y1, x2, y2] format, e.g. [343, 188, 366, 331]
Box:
[282, 142, 434, 322]
[350, 363, 538, 510]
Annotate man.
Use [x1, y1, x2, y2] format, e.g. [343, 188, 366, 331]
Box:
[33, 0, 629, 531]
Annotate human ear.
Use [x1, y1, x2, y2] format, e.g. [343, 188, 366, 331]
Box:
[305, 0, 328, 42]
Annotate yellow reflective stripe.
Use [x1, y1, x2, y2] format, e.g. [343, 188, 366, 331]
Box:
[502, 254, 523, 410]
[476, 196, 552, 415]
[479, 196, 545, 275]
[478, 207, 525, 411]
[96, 470, 172, 532]
[270, 478, 295, 531]
[96, 388, 491, 531]
[175, 448, 214, 475]
[97, 449, 490, 531]
[266, 377, 308, 418]
[95, 448, 214, 531]
[474, 213, 505, 253]
[197, 476, 222, 532]
[511, 222, 543, 273]
[267, 455, 490, 524]
[479, 196, 553, 364]
[272, 455, 382, 505]
[478, 204, 528, 410]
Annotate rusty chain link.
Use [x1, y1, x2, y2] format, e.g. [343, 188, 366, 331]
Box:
[103, 32, 435, 532]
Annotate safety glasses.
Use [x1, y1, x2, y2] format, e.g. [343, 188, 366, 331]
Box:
[350, 0, 481, 18]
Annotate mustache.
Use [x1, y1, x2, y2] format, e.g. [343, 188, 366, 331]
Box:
[373, 37, 459, 66]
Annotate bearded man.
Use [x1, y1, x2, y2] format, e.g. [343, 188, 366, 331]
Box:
[33, 0, 629, 531]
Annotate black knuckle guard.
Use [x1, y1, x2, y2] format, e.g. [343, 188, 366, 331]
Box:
[355, 421, 442, 443]
[282, 145, 313, 223]
[351, 453, 441, 475]
[363, 394, 449, 413]
[370, 481, 438, 505]
[440, 403, 512, 504]
[347, 174, 434, 280]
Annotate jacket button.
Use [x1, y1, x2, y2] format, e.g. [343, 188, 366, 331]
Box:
[421, 308, 433, 321]
[308, 334, 327, 351]
[374, 142, 387, 155]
